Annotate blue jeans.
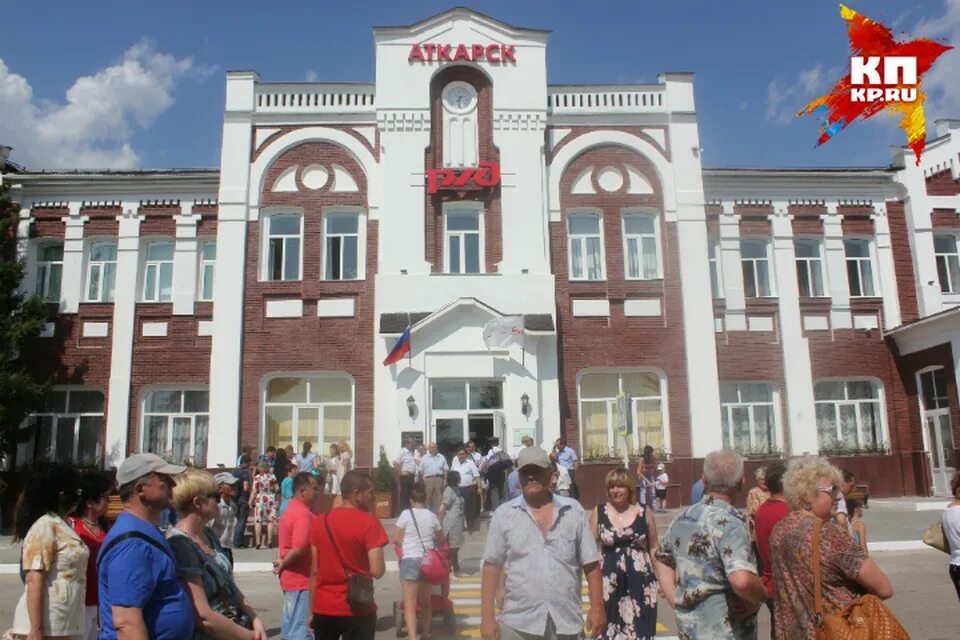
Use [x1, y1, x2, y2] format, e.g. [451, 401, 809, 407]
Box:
[281, 590, 311, 640]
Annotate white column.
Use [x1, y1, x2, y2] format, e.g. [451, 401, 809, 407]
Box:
[173, 203, 200, 316]
[769, 204, 819, 455]
[719, 204, 746, 330]
[104, 203, 141, 468]
[377, 124, 432, 274]
[208, 71, 256, 467]
[895, 162, 942, 316]
[871, 203, 901, 329]
[61, 203, 88, 314]
[17, 207, 35, 296]
[822, 204, 852, 329]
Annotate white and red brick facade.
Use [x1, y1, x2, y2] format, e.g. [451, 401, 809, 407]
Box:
[4, 9, 960, 499]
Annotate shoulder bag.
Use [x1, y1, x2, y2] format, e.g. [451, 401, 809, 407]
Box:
[410, 508, 448, 584]
[921, 519, 950, 554]
[324, 512, 376, 611]
[812, 519, 910, 640]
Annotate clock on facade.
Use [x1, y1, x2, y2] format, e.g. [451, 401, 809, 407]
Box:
[442, 82, 477, 113]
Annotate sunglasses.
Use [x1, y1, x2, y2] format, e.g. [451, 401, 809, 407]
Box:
[816, 485, 842, 500]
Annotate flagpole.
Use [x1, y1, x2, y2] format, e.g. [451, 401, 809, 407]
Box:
[406, 324, 412, 367]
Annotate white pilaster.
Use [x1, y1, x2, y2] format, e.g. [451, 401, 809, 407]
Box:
[822, 204, 852, 329]
[769, 204, 818, 455]
[61, 203, 88, 314]
[17, 208, 35, 297]
[895, 161, 942, 316]
[208, 71, 256, 467]
[871, 203, 901, 329]
[173, 203, 200, 316]
[719, 203, 746, 330]
[104, 203, 142, 468]
[377, 124, 432, 274]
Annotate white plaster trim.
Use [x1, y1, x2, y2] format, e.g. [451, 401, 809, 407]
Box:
[572, 299, 610, 317]
[331, 164, 359, 192]
[83, 322, 109, 338]
[803, 315, 829, 331]
[548, 128, 572, 151]
[641, 127, 666, 150]
[272, 166, 299, 192]
[624, 298, 661, 316]
[142, 322, 168, 337]
[626, 167, 654, 195]
[265, 299, 303, 318]
[254, 127, 280, 150]
[351, 126, 376, 148]
[747, 316, 774, 332]
[197, 320, 214, 336]
[317, 298, 356, 317]
[714, 317, 724, 333]
[853, 314, 879, 330]
[570, 167, 594, 194]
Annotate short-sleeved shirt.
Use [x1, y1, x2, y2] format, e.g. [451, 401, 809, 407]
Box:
[770, 511, 867, 640]
[310, 507, 389, 616]
[167, 527, 247, 638]
[556, 446, 578, 469]
[506, 469, 521, 500]
[213, 498, 238, 549]
[294, 452, 316, 471]
[655, 495, 758, 639]
[419, 453, 449, 477]
[452, 458, 480, 486]
[395, 448, 416, 474]
[13, 514, 90, 636]
[483, 494, 600, 636]
[278, 498, 314, 592]
[396, 508, 441, 559]
[754, 498, 790, 598]
[98, 512, 194, 640]
[66, 516, 106, 606]
[233, 468, 252, 502]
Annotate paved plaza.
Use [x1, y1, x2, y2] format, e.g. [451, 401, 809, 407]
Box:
[0, 501, 957, 638]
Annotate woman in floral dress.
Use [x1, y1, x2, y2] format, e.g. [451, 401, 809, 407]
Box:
[249, 461, 279, 548]
[590, 467, 666, 640]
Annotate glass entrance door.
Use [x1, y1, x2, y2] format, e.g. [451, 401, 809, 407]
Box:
[927, 412, 955, 496]
[430, 380, 503, 463]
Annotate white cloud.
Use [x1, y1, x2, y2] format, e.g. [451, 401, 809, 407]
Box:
[304, 70, 320, 82]
[766, 64, 843, 125]
[912, 0, 960, 122]
[0, 40, 211, 170]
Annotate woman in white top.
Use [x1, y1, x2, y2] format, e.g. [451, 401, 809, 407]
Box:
[11, 464, 88, 640]
[943, 471, 960, 601]
[394, 482, 442, 640]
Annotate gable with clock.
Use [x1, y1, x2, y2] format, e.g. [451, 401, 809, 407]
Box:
[442, 81, 479, 167]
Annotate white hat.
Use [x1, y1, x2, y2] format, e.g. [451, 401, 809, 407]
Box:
[117, 453, 186, 486]
[214, 472, 239, 485]
[656, 463, 666, 470]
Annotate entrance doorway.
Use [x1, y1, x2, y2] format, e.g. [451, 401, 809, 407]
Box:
[919, 368, 956, 496]
[430, 380, 503, 463]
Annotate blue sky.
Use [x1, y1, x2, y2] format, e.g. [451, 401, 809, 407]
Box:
[1, 1, 957, 170]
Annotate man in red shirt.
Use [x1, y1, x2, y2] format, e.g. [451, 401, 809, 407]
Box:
[753, 460, 790, 640]
[275, 472, 320, 640]
[310, 470, 388, 640]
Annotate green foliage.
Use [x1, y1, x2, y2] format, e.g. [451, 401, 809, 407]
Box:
[374, 445, 393, 492]
[0, 182, 50, 462]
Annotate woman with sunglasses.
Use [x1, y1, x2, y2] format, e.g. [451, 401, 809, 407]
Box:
[768, 457, 893, 639]
[168, 469, 266, 640]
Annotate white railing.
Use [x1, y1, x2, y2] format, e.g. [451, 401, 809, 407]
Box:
[547, 85, 666, 115]
[255, 83, 376, 114]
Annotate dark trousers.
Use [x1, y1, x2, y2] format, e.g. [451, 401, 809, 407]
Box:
[951, 564, 960, 602]
[234, 501, 250, 548]
[222, 547, 234, 569]
[449, 546, 460, 573]
[460, 485, 478, 531]
[487, 478, 505, 511]
[312, 613, 376, 640]
[766, 598, 775, 639]
[399, 474, 414, 510]
[567, 468, 579, 500]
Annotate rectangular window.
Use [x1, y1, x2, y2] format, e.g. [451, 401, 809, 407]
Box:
[844, 238, 876, 297]
[708, 237, 723, 298]
[934, 234, 960, 294]
[198, 241, 216, 301]
[36, 242, 64, 302]
[794, 238, 826, 297]
[265, 214, 302, 281]
[324, 213, 359, 280]
[20, 389, 105, 467]
[578, 371, 665, 459]
[720, 383, 777, 455]
[142, 389, 210, 466]
[445, 208, 481, 274]
[740, 239, 773, 297]
[142, 240, 174, 302]
[568, 213, 604, 281]
[86, 241, 117, 302]
[623, 213, 659, 279]
[815, 379, 883, 452]
[264, 376, 354, 453]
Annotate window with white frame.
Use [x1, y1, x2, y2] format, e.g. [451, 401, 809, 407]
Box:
[142, 240, 174, 302]
[740, 239, 773, 297]
[623, 212, 659, 279]
[844, 238, 876, 297]
[934, 233, 960, 294]
[794, 238, 826, 297]
[720, 383, 778, 455]
[444, 206, 482, 274]
[142, 389, 209, 466]
[264, 376, 353, 454]
[36, 242, 63, 302]
[568, 212, 604, 281]
[264, 213, 302, 281]
[815, 379, 884, 451]
[86, 241, 117, 302]
[920, 368, 950, 411]
[324, 212, 360, 280]
[579, 371, 666, 459]
[709, 236, 723, 298]
[19, 389, 104, 467]
[198, 241, 216, 301]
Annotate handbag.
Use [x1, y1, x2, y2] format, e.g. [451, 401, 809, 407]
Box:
[409, 508, 449, 584]
[922, 519, 950, 554]
[323, 513, 376, 611]
[812, 519, 910, 640]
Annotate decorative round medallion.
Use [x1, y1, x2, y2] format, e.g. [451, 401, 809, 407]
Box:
[442, 81, 478, 114]
[597, 166, 624, 192]
[301, 164, 329, 190]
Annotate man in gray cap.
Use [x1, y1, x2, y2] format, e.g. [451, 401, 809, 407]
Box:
[98, 453, 192, 640]
[480, 446, 606, 639]
[212, 472, 241, 566]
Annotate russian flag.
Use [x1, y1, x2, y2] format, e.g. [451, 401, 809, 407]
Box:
[383, 327, 411, 366]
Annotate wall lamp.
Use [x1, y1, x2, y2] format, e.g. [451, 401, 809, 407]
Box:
[520, 393, 531, 417]
[406, 395, 416, 418]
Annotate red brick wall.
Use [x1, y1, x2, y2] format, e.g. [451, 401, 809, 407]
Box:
[926, 168, 960, 196]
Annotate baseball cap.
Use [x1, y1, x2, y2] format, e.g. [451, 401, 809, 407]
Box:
[214, 472, 239, 485]
[657, 463, 665, 470]
[517, 445, 551, 470]
[116, 453, 187, 486]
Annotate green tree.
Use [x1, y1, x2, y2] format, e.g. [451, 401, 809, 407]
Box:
[0, 181, 50, 463]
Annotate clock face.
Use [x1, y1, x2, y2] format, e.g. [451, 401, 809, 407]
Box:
[443, 83, 477, 112]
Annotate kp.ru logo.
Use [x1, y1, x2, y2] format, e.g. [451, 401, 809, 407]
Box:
[798, 4, 952, 164]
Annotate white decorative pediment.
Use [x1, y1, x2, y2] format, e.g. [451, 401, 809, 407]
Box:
[255, 127, 281, 150]
[641, 128, 667, 151]
[571, 167, 595, 194]
[627, 167, 654, 195]
[331, 164, 359, 192]
[549, 128, 572, 151]
[352, 126, 377, 148]
[272, 166, 298, 192]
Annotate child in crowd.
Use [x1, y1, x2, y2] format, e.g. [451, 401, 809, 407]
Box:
[439, 471, 465, 577]
[846, 498, 868, 553]
[654, 462, 669, 512]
